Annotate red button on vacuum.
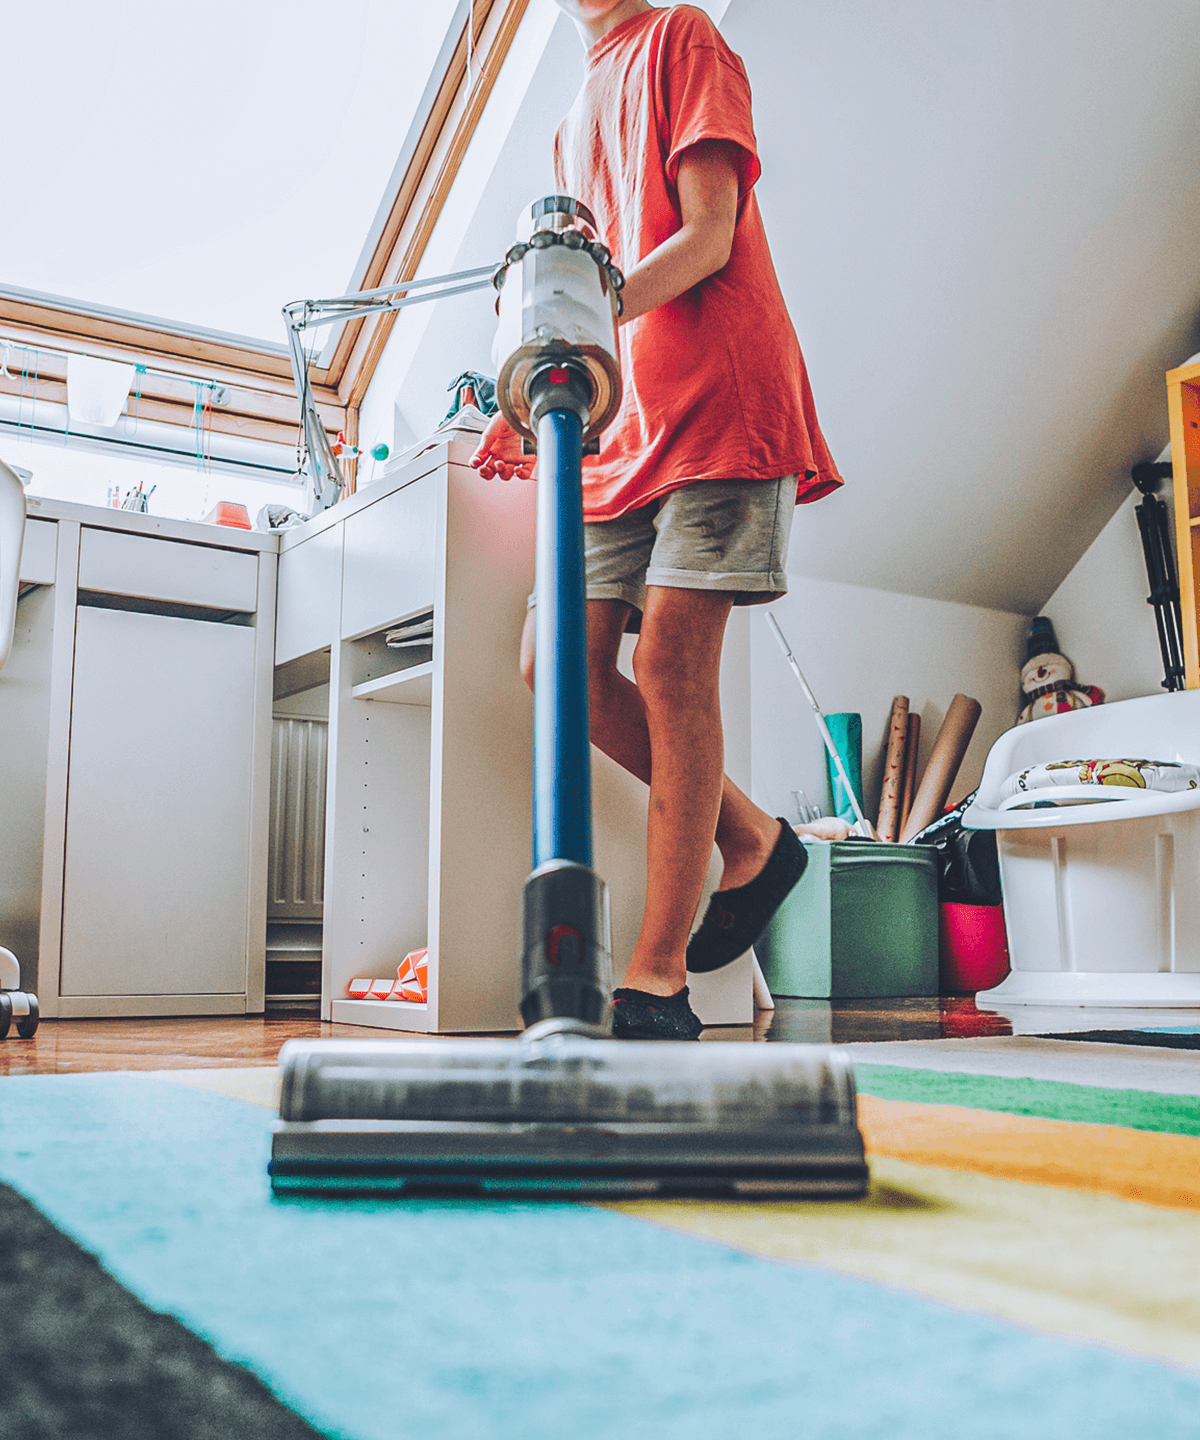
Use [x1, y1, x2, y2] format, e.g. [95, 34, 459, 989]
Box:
[547, 924, 583, 968]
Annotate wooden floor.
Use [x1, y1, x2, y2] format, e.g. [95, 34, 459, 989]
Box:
[0, 998, 1010, 1076]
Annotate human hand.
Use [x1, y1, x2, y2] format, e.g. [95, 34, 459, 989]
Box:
[794, 816, 853, 842]
[470, 411, 534, 481]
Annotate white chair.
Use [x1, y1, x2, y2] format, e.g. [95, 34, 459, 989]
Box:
[0, 456, 39, 1037]
[0, 454, 24, 672]
[963, 690, 1200, 1006]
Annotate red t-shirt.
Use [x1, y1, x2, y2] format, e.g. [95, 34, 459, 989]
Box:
[554, 4, 843, 522]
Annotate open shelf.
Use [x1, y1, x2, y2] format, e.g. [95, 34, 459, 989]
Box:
[350, 662, 434, 705]
[330, 997, 429, 1031]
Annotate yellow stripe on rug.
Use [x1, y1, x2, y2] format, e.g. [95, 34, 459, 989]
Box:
[613, 1156, 1200, 1371]
[153, 1067, 279, 1107]
[859, 1094, 1200, 1209]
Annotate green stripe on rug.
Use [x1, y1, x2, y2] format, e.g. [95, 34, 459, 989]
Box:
[854, 1064, 1200, 1136]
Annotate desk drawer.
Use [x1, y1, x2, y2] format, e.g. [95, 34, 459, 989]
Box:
[18, 518, 58, 585]
[341, 477, 437, 639]
[79, 528, 259, 612]
[276, 525, 343, 664]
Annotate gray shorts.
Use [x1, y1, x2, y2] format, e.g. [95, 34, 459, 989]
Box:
[529, 476, 798, 628]
[585, 476, 798, 625]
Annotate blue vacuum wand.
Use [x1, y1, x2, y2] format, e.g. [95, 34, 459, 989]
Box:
[490, 195, 626, 1036]
[519, 369, 612, 1033]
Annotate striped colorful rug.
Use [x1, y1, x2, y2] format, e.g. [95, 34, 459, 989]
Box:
[0, 1037, 1197, 1439]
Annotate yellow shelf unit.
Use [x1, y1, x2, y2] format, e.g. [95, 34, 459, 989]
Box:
[1168, 357, 1200, 688]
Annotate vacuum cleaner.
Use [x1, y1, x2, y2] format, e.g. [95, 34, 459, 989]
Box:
[269, 197, 869, 1200]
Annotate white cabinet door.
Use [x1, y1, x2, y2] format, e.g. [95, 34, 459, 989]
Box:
[60, 606, 256, 997]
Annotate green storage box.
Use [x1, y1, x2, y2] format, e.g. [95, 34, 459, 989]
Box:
[757, 840, 938, 998]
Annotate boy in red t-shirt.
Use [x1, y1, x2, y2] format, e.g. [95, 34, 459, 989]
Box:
[473, 0, 846, 1039]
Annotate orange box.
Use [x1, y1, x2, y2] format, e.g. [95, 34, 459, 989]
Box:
[203, 501, 252, 529]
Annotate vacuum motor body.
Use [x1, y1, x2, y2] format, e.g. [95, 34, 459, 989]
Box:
[493, 196, 623, 445]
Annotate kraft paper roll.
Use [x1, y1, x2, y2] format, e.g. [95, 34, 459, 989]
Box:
[898, 712, 922, 837]
[876, 696, 910, 842]
[900, 694, 982, 842]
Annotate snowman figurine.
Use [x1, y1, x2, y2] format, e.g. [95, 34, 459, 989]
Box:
[1018, 616, 1104, 725]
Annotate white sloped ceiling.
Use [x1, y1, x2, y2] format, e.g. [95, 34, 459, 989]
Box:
[727, 0, 1200, 612]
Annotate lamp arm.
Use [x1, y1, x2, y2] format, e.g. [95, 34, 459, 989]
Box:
[282, 264, 499, 512]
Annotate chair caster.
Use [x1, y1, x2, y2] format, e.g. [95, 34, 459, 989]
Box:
[0, 990, 38, 1039]
[0, 947, 39, 1037]
[16, 993, 38, 1039]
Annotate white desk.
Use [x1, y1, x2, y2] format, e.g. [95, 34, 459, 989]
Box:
[0, 454, 753, 1029]
[0, 497, 278, 1017]
[275, 442, 753, 1033]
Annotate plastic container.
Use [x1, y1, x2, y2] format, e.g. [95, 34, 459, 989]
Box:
[964, 691, 1200, 1006]
[202, 501, 252, 529]
[756, 840, 938, 998]
[939, 902, 1009, 994]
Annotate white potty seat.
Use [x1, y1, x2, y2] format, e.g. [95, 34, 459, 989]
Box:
[998, 758, 1200, 809]
[963, 693, 1200, 1008]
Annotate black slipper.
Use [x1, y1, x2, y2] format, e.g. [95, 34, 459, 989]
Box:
[686, 820, 807, 973]
[611, 986, 703, 1040]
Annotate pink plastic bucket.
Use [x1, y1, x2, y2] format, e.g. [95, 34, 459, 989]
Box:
[939, 902, 1010, 994]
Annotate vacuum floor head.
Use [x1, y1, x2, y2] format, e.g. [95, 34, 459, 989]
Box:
[270, 1036, 868, 1200]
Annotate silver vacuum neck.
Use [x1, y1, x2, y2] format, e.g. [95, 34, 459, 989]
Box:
[492, 195, 624, 445]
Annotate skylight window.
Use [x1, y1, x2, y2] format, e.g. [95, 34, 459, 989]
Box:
[2, 0, 462, 344]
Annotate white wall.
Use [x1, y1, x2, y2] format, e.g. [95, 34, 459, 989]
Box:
[749, 578, 1028, 823]
[1041, 491, 1168, 704]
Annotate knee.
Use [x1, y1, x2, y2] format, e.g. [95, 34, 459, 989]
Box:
[520, 626, 613, 704]
[519, 611, 536, 692]
[587, 654, 621, 719]
[631, 634, 677, 706]
[632, 634, 713, 712]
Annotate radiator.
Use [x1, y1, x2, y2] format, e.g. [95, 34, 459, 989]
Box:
[268, 717, 328, 920]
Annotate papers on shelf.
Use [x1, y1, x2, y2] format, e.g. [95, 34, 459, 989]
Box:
[385, 610, 434, 649]
[383, 404, 490, 474]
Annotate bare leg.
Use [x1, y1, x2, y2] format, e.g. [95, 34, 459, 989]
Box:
[521, 601, 781, 894]
[623, 587, 735, 993]
[522, 594, 782, 995]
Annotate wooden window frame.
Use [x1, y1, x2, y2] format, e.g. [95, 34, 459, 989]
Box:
[0, 0, 530, 494]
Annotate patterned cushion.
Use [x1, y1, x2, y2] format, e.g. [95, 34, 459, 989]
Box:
[999, 758, 1200, 807]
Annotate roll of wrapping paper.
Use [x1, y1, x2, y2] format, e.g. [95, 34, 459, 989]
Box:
[899, 694, 982, 842]
[825, 712, 864, 823]
[875, 696, 910, 842]
[898, 711, 922, 837]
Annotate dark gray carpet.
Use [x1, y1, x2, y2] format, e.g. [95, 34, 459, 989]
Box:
[0, 1182, 328, 1440]
[1038, 1029, 1200, 1051]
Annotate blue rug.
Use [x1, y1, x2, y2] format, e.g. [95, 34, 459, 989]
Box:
[2, 1073, 1199, 1440]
